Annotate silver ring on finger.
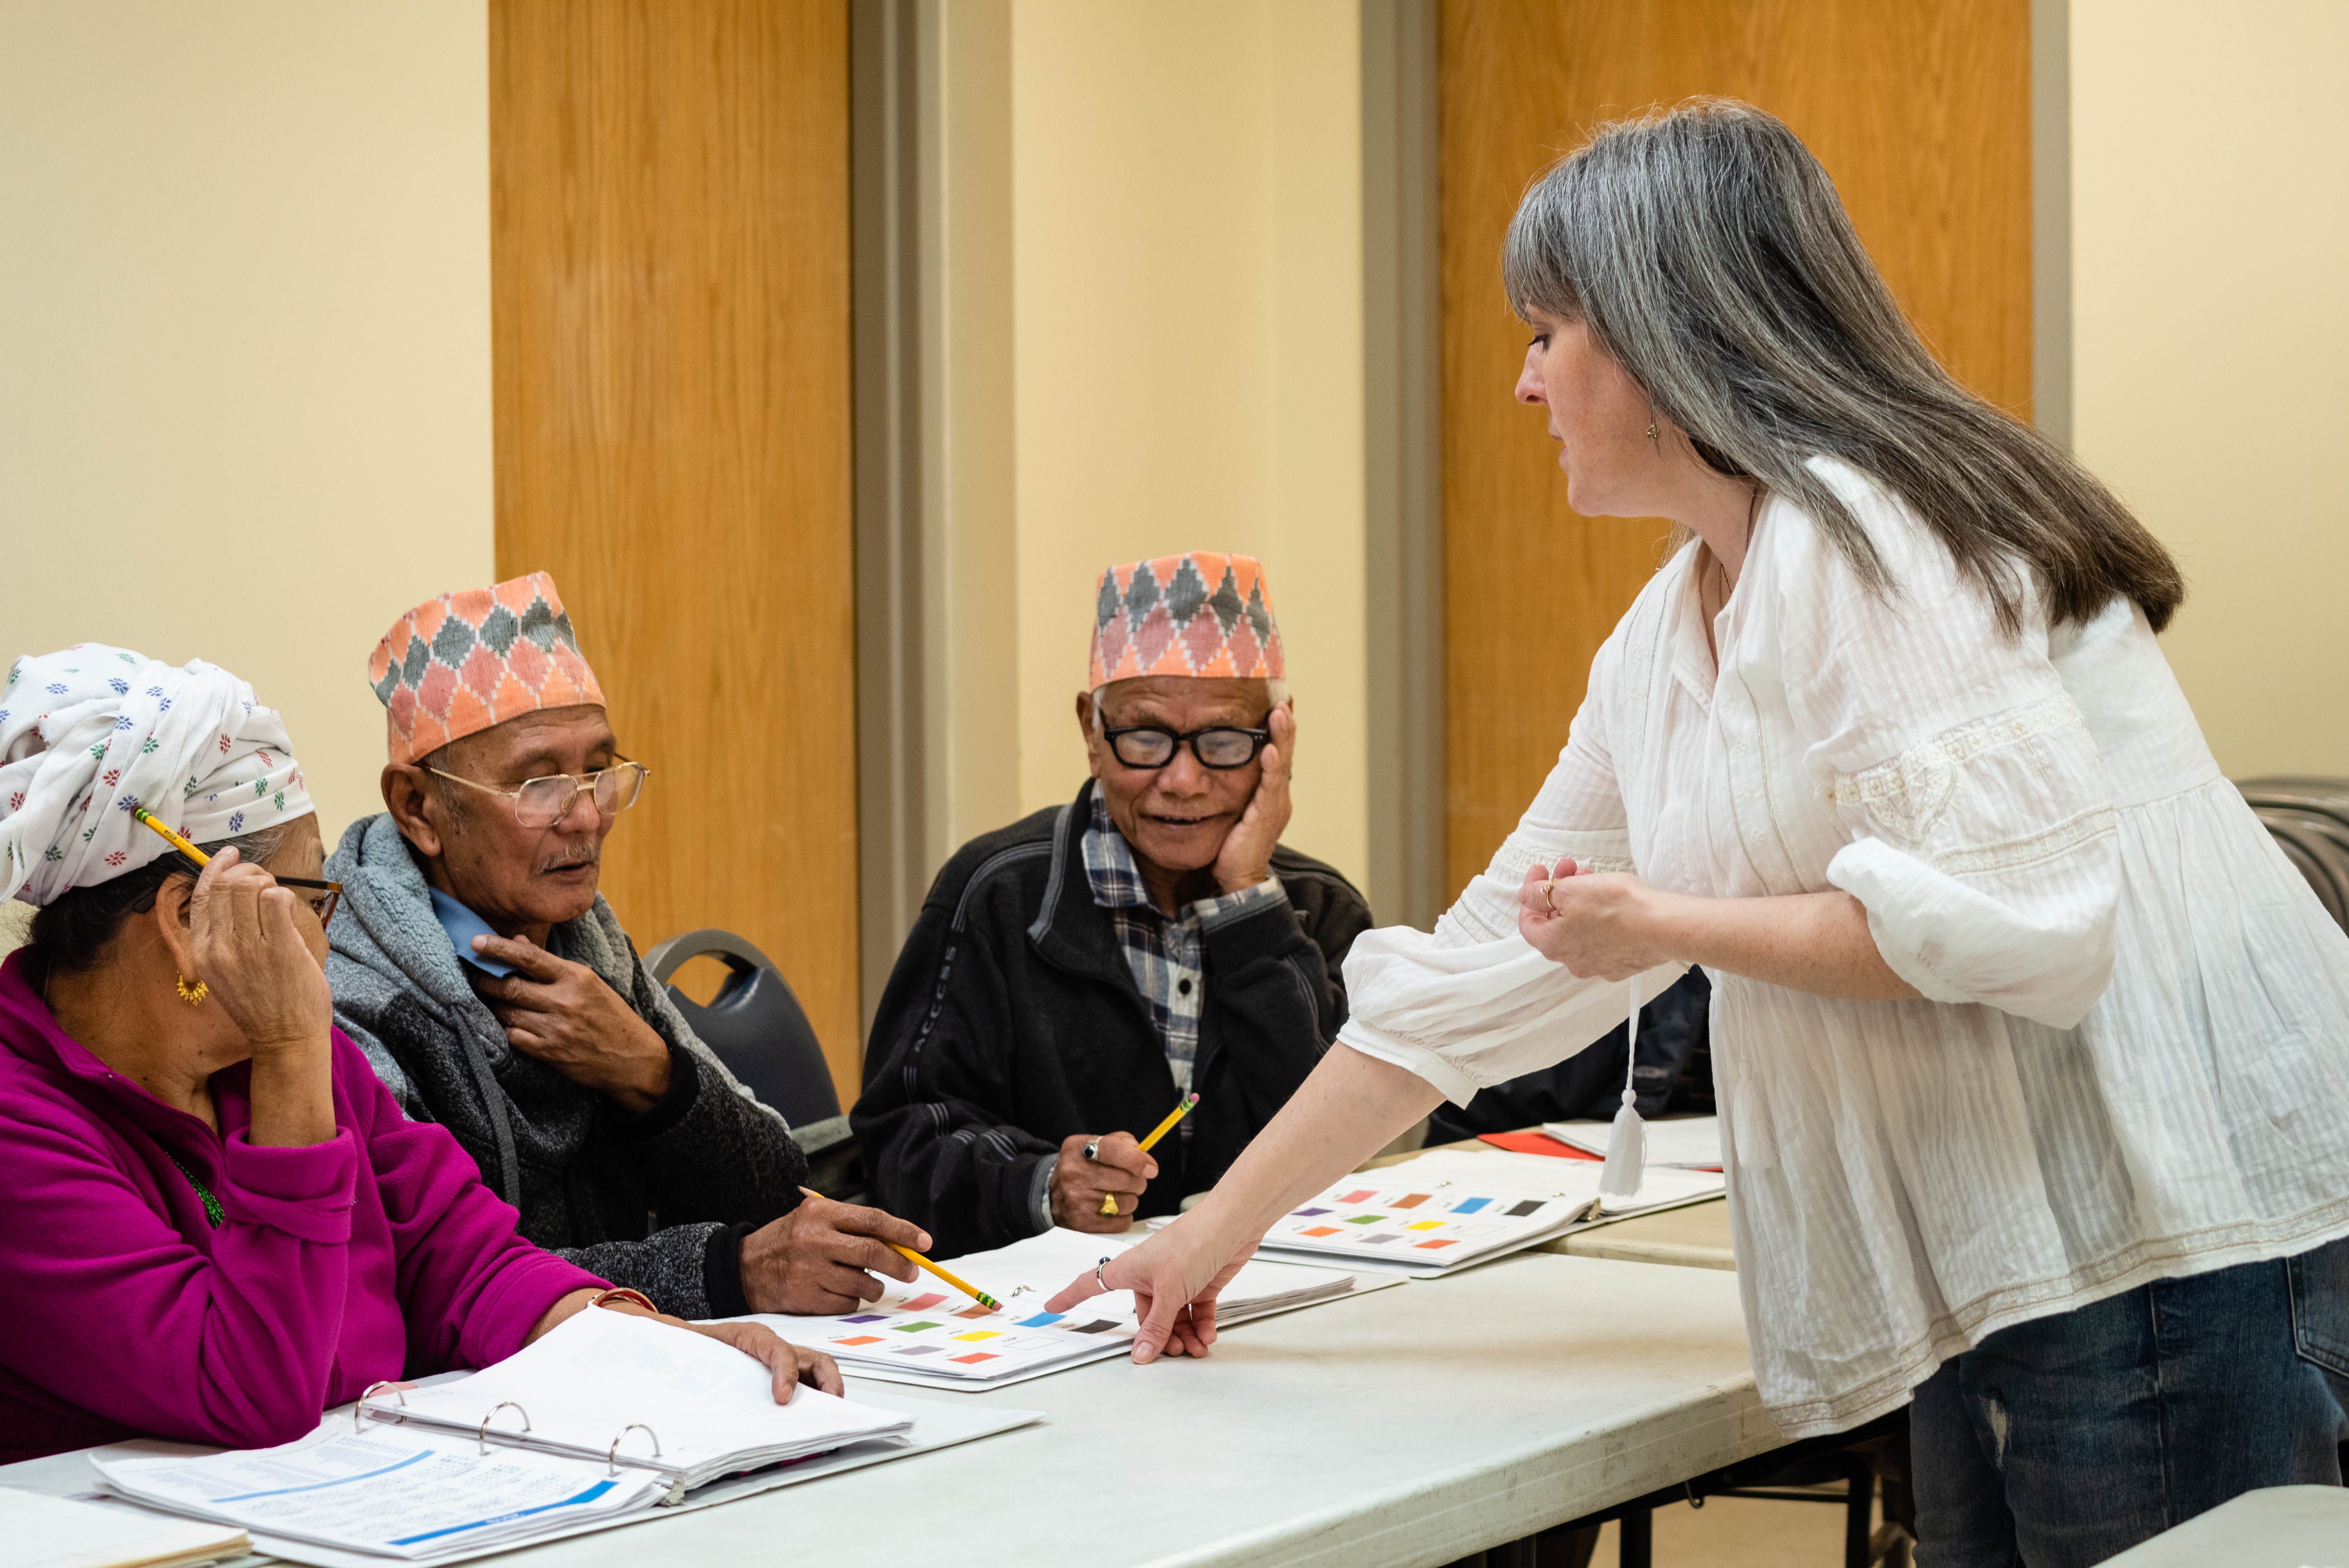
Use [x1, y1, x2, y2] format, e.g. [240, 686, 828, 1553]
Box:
[1083, 1138, 1103, 1162]
[1096, 1258, 1111, 1293]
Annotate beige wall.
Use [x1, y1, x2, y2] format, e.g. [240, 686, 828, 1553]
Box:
[2070, 0, 2349, 777]
[0, 2, 495, 861]
[38, 1, 2330, 940]
[923, 0, 1027, 854]
[1009, 0, 1369, 889]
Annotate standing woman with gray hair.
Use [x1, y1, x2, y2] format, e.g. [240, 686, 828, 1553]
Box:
[1051, 100, 2349, 1564]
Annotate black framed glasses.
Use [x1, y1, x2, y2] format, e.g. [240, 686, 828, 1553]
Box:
[274, 876, 344, 929]
[1103, 724, 1270, 771]
[166, 851, 341, 928]
[426, 759, 651, 828]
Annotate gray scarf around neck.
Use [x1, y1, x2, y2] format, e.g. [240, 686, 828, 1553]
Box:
[323, 812, 784, 1206]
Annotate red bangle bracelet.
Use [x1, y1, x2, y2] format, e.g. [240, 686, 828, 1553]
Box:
[590, 1287, 659, 1314]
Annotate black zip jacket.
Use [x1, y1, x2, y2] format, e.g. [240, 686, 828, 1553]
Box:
[852, 780, 1374, 1258]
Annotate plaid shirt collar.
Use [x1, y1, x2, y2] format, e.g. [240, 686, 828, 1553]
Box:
[1079, 788, 1287, 1101]
[1082, 789, 1207, 1092]
[1081, 788, 1160, 916]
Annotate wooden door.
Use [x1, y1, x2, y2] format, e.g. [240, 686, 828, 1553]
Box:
[1440, 0, 2032, 896]
[490, 0, 862, 1103]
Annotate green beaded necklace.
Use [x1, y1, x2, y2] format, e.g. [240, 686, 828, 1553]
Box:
[166, 1150, 223, 1229]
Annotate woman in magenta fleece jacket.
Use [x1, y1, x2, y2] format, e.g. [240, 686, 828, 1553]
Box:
[0, 645, 832, 1463]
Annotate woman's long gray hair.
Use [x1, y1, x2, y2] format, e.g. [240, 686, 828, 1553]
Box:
[1503, 99, 2181, 634]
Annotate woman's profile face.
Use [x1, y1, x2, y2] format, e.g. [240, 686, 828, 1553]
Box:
[1514, 305, 1659, 518]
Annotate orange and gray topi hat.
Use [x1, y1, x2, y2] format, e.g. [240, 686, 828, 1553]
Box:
[368, 572, 605, 764]
[1088, 552, 1284, 690]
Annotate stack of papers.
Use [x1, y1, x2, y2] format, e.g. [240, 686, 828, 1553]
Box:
[1255, 1148, 1727, 1276]
[376, 1308, 911, 1490]
[96, 1427, 667, 1561]
[0, 1487, 246, 1568]
[1541, 1115, 1722, 1170]
[731, 1225, 1366, 1390]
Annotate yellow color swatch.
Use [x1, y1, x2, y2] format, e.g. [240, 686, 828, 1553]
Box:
[1404, 1221, 1445, 1231]
[951, 1331, 1003, 1342]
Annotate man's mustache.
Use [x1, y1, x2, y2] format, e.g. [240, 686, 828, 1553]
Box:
[536, 843, 600, 875]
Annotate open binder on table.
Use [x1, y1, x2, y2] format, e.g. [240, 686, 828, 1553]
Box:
[359, 1306, 909, 1491]
[89, 1310, 1032, 1564]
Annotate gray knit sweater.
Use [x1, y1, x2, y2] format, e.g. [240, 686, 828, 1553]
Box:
[324, 813, 808, 1317]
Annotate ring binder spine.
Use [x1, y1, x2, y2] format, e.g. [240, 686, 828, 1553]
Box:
[606, 1422, 661, 1476]
[477, 1401, 532, 1454]
[355, 1381, 408, 1431]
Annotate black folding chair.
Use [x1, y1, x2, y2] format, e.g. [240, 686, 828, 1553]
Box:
[643, 928, 861, 1198]
[2240, 777, 2349, 934]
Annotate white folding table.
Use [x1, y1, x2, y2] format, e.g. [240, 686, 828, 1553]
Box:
[0, 1253, 1777, 1568]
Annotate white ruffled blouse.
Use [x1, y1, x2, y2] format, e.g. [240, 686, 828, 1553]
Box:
[1341, 457, 2349, 1437]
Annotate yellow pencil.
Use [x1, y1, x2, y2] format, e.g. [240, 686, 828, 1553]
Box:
[887, 1244, 1001, 1312]
[132, 807, 210, 867]
[1098, 1092, 1201, 1215]
[1136, 1092, 1201, 1155]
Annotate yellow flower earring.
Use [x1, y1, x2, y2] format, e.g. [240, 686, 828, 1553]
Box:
[175, 974, 209, 1007]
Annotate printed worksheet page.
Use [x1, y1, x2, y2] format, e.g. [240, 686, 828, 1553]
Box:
[94, 1426, 661, 1560]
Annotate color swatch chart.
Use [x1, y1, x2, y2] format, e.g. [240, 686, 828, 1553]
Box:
[734, 1226, 1359, 1390]
[1257, 1150, 1728, 1274]
[1262, 1179, 1579, 1268]
[809, 1289, 1121, 1379]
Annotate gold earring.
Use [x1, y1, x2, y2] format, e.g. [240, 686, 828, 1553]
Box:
[1646, 420, 1661, 454]
[175, 974, 208, 1007]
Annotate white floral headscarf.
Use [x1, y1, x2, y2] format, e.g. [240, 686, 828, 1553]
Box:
[0, 645, 314, 907]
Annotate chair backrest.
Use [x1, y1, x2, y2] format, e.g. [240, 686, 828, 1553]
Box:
[642, 928, 842, 1129]
[2239, 778, 2349, 841]
[2251, 807, 2349, 932]
[2238, 778, 2349, 934]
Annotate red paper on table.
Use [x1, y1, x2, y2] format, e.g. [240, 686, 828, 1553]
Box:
[1477, 1129, 1602, 1160]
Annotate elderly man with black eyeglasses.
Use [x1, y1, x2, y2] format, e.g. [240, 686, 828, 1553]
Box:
[325, 574, 932, 1321]
[854, 554, 1374, 1259]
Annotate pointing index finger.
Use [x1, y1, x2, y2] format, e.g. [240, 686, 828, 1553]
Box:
[1043, 1262, 1109, 1315]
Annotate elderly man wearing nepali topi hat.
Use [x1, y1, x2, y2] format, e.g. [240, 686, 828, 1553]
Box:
[324, 573, 932, 1319]
[854, 553, 1374, 1260]
[0, 645, 832, 1462]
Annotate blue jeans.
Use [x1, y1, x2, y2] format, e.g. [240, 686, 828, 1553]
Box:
[1909, 1236, 2349, 1567]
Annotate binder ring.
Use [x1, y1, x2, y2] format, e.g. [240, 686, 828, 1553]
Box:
[608, 1422, 662, 1476]
[478, 1401, 532, 1454]
[355, 1381, 407, 1432]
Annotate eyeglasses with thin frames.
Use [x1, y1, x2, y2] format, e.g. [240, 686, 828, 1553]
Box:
[424, 759, 652, 829]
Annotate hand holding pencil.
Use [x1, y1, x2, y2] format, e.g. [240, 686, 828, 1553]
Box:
[1097, 1092, 1199, 1215]
[1045, 1094, 1201, 1231]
